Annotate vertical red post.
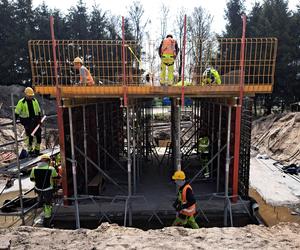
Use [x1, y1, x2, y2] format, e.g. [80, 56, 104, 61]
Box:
[181, 15, 187, 109]
[50, 16, 68, 198]
[122, 16, 128, 107]
[232, 15, 246, 200]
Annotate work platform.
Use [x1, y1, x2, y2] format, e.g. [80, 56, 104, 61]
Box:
[35, 84, 272, 98]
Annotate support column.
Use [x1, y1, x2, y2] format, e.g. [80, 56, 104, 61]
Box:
[171, 98, 181, 170]
[68, 107, 80, 229]
[95, 104, 101, 168]
[83, 105, 88, 194]
[126, 107, 132, 226]
[224, 105, 232, 226]
[216, 104, 222, 192]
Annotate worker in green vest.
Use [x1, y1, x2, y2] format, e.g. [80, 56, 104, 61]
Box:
[201, 67, 221, 86]
[15, 87, 42, 157]
[30, 154, 58, 226]
[198, 136, 210, 178]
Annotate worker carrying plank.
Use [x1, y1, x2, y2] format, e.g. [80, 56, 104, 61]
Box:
[73, 57, 95, 86]
[172, 170, 199, 229]
[159, 34, 179, 86]
[15, 87, 42, 157]
[30, 154, 59, 226]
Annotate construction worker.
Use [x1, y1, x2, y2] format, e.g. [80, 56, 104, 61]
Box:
[15, 87, 42, 157]
[159, 35, 179, 85]
[198, 136, 210, 178]
[73, 57, 95, 86]
[172, 170, 199, 229]
[201, 67, 221, 85]
[30, 154, 58, 225]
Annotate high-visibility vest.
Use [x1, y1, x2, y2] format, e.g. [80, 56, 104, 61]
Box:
[178, 184, 196, 216]
[211, 68, 221, 84]
[161, 37, 177, 56]
[80, 66, 95, 86]
[30, 164, 58, 191]
[15, 98, 41, 119]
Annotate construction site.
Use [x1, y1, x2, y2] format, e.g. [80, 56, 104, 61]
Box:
[0, 13, 283, 231]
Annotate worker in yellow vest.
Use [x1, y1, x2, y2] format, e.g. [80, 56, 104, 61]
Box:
[201, 67, 221, 85]
[73, 57, 95, 86]
[159, 35, 179, 85]
[172, 170, 199, 229]
[15, 87, 42, 157]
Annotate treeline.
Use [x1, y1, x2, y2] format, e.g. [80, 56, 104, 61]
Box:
[224, 0, 300, 113]
[0, 0, 136, 85]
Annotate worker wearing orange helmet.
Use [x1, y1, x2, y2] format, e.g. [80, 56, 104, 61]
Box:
[159, 35, 179, 85]
[15, 87, 42, 157]
[73, 57, 95, 86]
[172, 170, 199, 229]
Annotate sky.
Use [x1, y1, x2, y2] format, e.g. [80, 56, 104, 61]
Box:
[32, 0, 299, 36]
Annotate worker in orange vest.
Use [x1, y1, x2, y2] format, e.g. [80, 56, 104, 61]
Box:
[172, 170, 199, 229]
[159, 35, 179, 85]
[73, 57, 95, 86]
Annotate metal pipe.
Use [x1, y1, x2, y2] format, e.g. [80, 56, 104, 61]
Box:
[217, 104, 222, 192]
[122, 16, 127, 107]
[103, 103, 107, 169]
[233, 15, 247, 198]
[181, 14, 187, 109]
[224, 105, 232, 226]
[11, 94, 25, 225]
[83, 105, 88, 194]
[95, 104, 101, 169]
[177, 99, 181, 170]
[132, 109, 137, 194]
[68, 107, 80, 229]
[126, 107, 132, 226]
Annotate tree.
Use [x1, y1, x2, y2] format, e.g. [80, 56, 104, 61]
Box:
[224, 0, 245, 37]
[89, 4, 108, 40]
[160, 4, 169, 40]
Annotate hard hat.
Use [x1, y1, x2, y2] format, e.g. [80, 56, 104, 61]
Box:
[40, 154, 51, 161]
[166, 34, 173, 38]
[73, 57, 83, 64]
[172, 170, 186, 180]
[203, 67, 211, 77]
[24, 87, 34, 96]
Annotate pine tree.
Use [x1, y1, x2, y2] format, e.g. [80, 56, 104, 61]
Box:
[224, 0, 245, 37]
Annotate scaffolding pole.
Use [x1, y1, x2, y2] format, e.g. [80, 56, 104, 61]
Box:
[126, 107, 132, 226]
[68, 107, 80, 229]
[216, 104, 222, 192]
[83, 105, 88, 194]
[95, 104, 101, 169]
[224, 105, 233, 226]
[11, 94, 25, 225]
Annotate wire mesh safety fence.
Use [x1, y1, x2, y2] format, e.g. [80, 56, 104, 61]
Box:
[28, 38, 277, 87]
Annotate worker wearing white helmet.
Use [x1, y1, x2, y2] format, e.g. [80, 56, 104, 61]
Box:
[15, 87, 42, 157]
[73, 57, 95, 86]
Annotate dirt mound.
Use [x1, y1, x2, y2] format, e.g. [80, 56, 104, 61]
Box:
[252, 112, 300, 164]
[0, 223, 299, 249]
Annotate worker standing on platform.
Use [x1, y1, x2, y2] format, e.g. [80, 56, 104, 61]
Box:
[15, 87, 42, 157]
[30, 154, 58, 226]
[73, 57, 95, 86]
[159, 35, 179, 85]
[172, 170, 199, 229]
[201, 67, 221, 85]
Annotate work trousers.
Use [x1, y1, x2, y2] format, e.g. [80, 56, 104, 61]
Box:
[172, 214, 199, 229]
[160, 55, 175, 85]
[20, 117, 41, 152]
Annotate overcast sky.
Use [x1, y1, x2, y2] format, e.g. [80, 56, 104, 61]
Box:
[32, 0, 299, 35]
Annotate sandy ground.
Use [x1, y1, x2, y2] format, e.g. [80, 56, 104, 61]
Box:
[0, 223, 299, 250]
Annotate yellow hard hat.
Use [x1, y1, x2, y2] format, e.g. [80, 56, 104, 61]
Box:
[73, 57, 83, 64]
[172, 170, 186, 180]
[24, 87, 34, 96]
[40, 154, 51, 161]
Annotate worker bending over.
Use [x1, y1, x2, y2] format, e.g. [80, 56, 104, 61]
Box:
[159, 35, 179, 85]
[15, 87, 42, 157]
[202, 67, 221, 85]
[73, 57, 95, 86]
[172, 170, 199, 229]
[30, 154, 58, 226]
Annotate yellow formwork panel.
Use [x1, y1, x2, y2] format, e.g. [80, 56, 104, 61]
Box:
[35, 84, 272, 98]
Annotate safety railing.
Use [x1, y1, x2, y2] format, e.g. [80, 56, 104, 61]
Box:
[28, 38, 277, 87]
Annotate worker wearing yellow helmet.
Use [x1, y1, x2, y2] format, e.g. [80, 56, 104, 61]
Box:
[15, 87, 42, 157]
[172, 170, 199, 229]
[73, 57, 95, 86]
[30, 154, 59, 226]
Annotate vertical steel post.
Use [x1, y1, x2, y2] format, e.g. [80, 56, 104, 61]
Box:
[50, 16, 68, 198]
[233, 15, 247, 198]
[11, 94, 25, 225]
[95, 104, 101, 168]
[211, 104, 215, 177]
[216, 104, 222, 192]
[122, 16, 128, 107]
[126, 107, 132, 226]
[68, 107, 80, 229]
[181, 15, 187, 109]
[103, 103, 107, 169]
[83, 105, 88, 194]
[224, 105, 232, 226]
[132, 109, 137, 194]
[177, 99, 181, 170]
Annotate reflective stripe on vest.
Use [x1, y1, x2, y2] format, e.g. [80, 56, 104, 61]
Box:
[15, 98, 41, 118]
[180, 184, 196, 216]
[80, 66, 95, 86]
[161, 38, 176, 56]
